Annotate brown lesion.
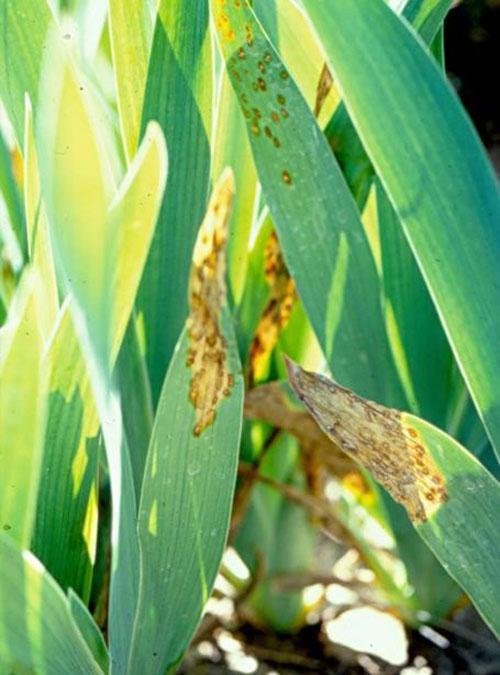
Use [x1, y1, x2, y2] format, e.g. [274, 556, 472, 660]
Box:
[314, 63, 334, 118]
[248, 231, 297, 386]
[285, 358, 448, 523]
[187, 169, 235, 436]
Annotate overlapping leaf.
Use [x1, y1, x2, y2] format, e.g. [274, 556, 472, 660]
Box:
[0, 533, 103, 674]
[138, 0, 213, 402]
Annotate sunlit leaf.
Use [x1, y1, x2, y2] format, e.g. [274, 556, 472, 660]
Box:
[0, 533, 103, 674]
[0, 272, 45, 547]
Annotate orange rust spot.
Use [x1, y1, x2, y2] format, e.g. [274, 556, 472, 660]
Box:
[282, 170, 292, 185]
[257, 77, 267, 91]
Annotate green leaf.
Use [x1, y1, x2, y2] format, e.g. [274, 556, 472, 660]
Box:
[213, 71, 259, 305]
[321, 0, 468, 617]
[0, 128, 25, 261]
[68, 589, 109, 674]
[115, 316, 154, 502]
[0, 0, 53, 144]
[302, 0, 500, 462]
[412, 416, 500, 637]
[0, 272, 46, 547]
[138, 0, 213, 403]
[109, 0, 153, 161]
[24, 99, 59, 339]
[36, 41, 166, 673]
[376, 181, 454, 427]
[109, 121, 168, 364]
[0, 533, 103, 674]
[32, 305, 100, 602]
[401, 0, 452, 43]
[37, 47, 114, 361]
[128, 322, 244, 673]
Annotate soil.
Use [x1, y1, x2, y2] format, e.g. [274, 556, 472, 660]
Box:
[180, 607, 500, 674]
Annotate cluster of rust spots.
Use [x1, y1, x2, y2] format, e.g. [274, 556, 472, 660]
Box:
[215, 1, 236, 43]
[215, 4, 294, 187]
[285, 359, 448, 523]
[248, 232, 297, 386]
[187, 170, 235, 437]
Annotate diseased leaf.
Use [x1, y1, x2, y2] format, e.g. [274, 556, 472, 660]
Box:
[248, 231, 296, 385]
[187, 169, 235, 436]
[253, 0, 340, 127]
[129, 171, 244, 673]
[211, 0, 403, 406]
[244, 382, 356, 478]
[286, 359, 447, 523]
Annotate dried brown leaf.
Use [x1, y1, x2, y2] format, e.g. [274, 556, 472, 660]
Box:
[285, 358, 448, 523]
[187, 168, 235, 436]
